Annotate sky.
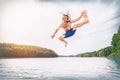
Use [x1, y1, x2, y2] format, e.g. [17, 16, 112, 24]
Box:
[0, 0, 120, 55]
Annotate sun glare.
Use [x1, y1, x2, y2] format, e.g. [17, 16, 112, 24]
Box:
[0, 0, 118, 55]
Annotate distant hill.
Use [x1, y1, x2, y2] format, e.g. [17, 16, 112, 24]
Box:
[76, 26, 120, 58]
[0, 43, 58, 58]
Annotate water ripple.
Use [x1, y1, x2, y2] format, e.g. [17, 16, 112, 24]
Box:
[0, 58, 120, 80]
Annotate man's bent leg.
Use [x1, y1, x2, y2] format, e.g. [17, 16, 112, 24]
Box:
[59, 36, 68, 47]
[73, 21, 89, 30]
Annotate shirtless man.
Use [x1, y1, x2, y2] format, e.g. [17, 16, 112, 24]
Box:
[51, 10, 89, 47]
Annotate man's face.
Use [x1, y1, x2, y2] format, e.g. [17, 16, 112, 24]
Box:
[82, 10, 87, 14]
[62, 16, 68, 21]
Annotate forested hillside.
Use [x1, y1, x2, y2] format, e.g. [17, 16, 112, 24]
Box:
[76, 26, 120, 58]
[0, 43, 58, 58]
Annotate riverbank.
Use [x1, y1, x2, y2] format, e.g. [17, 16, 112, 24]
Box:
[76, 26, 120, 59]
[0, 43, 58, 58]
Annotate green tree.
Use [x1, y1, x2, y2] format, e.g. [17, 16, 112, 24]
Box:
[76, 26, 120, 58]
[0, 43, 58, 58]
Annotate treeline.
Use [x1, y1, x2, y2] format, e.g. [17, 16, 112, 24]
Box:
[0, 43, 58, 58]
[76, 46, 112, 57]
[76, 26, 120, 58]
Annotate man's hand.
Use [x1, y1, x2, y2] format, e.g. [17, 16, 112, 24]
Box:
[51, 35, 55, 39]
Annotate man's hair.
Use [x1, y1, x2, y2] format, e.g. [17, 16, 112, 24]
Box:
[63, 14, 70, 22]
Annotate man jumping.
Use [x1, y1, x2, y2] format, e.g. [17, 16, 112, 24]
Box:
[51, 10, 89, 47]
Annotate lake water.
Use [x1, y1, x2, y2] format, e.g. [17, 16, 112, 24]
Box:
[0, 58, 120, 80]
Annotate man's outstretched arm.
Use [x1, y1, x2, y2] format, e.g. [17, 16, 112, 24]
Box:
[70, 13, 82, 23]
[51, 24, 62, 39]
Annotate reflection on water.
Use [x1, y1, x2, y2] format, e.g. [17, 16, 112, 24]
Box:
[0, 58, 120, 80]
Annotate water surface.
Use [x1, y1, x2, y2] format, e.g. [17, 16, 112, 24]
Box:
[0, 58, 120, 80]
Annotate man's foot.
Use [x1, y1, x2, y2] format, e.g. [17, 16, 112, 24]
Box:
[65, 42, 68, 47]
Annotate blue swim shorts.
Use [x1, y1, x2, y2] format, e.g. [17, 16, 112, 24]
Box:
[64, 28, 76, 38]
